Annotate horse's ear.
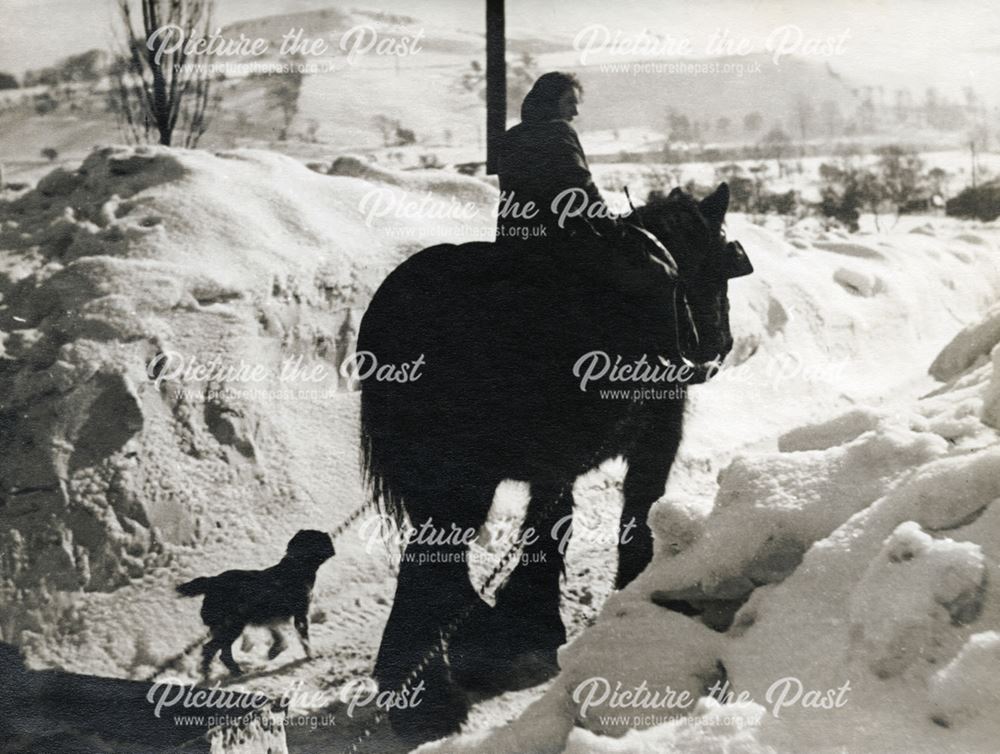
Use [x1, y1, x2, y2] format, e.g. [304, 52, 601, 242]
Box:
[700, 183, 730, 224]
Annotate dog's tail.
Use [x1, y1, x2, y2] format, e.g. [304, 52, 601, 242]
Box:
[176, 576, 211, 597]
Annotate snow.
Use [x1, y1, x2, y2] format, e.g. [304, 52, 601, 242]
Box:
[928, 631, 1000, 727]
[430, 359, 1000, 752]
[930, 302, 1000, 382]
[564, 697, 773, 754]
[664, 214, 1000, 466]
[833, 265, 885, 297]
[777, 407, 889, 452]
[0, 144, 497, 682]
[417, 208, 1000, 753]
[984, 345, 1000, 430]
[848, 521, 986, 678]
[4, 145, 1000, 753]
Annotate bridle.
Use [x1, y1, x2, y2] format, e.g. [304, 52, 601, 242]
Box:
[623, 187, 749, 383]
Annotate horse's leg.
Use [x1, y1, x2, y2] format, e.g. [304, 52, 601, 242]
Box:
[374, 535, 473, 744]
[373, 484, 493, 746]
[459, 482, 572, 692]
[616, 414, 682, 589]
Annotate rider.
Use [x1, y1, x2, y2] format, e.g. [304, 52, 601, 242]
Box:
[495, 72, 679, 299]
[496, 72, 620, 243]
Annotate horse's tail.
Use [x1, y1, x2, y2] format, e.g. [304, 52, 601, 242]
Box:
[357, 243, 466, 537]
[357, 270, 416, 537]
[359, 380, 408, 534]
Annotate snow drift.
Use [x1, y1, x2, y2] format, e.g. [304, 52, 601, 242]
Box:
[2, 145, 1000, 754]
[420, 220, 1000, 752]
[0, 145, 497, 674]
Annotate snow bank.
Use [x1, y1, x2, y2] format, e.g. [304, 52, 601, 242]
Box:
[929, 302, 1000, 381]
[603, 317, 1000, 753]
[833, 265, 885, 296]
[643, 422, 947, 601]
[4, 147, 1000, 752]
[672, 215, 1000, 465]
[327, 154, 498, 206]
[928, 631, 1000, 727]
[0, 145, 497, 674]
[430, 222, 1000, 753]
[848, 521, 986, 678]
[777, 406, 888, 451]
[984, 344, 1000, 429]
[564, 698, 773, 754]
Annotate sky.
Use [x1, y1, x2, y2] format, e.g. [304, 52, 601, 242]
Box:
[1, 0, 998, 102]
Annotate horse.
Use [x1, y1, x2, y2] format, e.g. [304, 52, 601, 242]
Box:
[355, 182, 751, 744]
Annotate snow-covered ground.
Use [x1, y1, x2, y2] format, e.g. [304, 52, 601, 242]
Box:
[1, 146, 999, 752]
[0, 146, 500, 742]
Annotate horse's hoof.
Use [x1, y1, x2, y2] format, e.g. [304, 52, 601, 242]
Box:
[504, 649, 561, 690]
[386, 668, 469, 746]
[455, 648, 560, 694]
[451, 602, 566, 694]
[446, 601, 496, 689]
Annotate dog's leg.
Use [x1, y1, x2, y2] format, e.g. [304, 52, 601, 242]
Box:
[201, 638, 221, 679]
[217, 627, 244, 676]
[220, 643, 243, 676]
[267, 626, 287, 660]
[293, 612, 311, 658]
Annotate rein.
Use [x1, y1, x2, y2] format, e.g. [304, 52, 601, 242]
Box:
[623, 186, 710, 383]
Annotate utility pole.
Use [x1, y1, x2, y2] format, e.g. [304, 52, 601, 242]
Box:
[970, 139, 977, 189]
[485, 0, 506, 174]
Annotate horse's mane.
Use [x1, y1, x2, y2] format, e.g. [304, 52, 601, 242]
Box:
[638, 189, 709, 230]
[634, 189, 711, 274]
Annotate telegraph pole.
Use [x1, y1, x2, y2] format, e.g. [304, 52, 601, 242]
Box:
[485, 0, 506, 174]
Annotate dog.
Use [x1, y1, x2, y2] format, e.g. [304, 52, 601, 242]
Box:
[177, 529, 335, 677]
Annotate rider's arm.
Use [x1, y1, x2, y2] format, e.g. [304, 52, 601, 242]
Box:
[546, 122, 618, 235]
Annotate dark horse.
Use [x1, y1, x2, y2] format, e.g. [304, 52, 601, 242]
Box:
[356, 183, 750, 744]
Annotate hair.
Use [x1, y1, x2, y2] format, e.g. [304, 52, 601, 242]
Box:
[520, 71, 583, 123]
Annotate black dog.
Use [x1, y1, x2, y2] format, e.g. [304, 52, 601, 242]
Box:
[177, 529, 335, 677]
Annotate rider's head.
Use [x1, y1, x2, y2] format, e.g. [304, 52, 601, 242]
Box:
[521, 72, 583, 124]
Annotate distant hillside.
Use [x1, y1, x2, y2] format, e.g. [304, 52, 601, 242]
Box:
[217, 7, 863, 150]
[566, 53, 859, 137]
[1, 3, 984, 177]
[220, 5, 571, 60]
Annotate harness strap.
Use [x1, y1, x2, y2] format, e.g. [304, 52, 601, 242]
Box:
[622, 188, 705, 380]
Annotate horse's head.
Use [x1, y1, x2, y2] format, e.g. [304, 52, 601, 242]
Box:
[636, 182, 752, 368]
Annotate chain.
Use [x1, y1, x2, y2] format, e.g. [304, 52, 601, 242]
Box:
[145, 489, 377, 685]
[147, 400, 650, 751]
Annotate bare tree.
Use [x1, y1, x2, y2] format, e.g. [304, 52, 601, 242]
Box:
[111, 0, 220, 147]
[372, 114, 397, 147]
[760, 126, 792, 176]
[793, 95, 814, 144]
[264, 55, 304, 141]
[819, 99, 841, 138]
[743, 111, 763, 135]
[457, 52, 538, 117]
